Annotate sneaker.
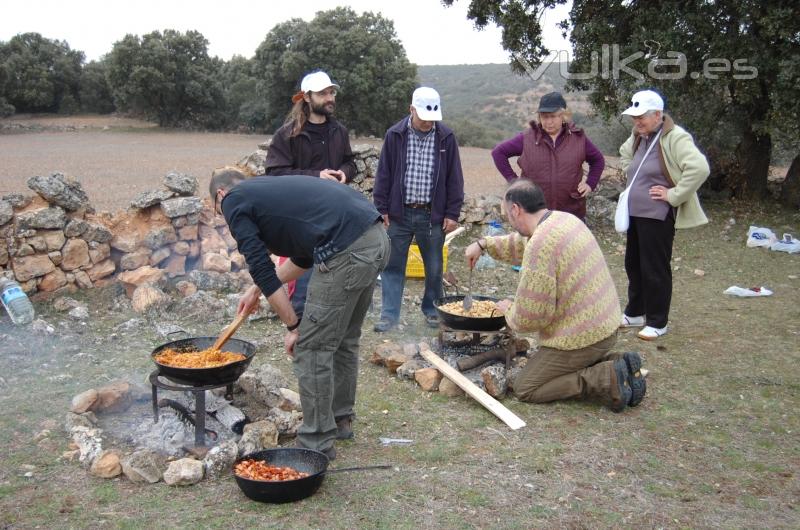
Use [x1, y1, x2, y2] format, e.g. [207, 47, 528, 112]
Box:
[620, 314, 645, 328]
[424, 313, 440, 328]
[622, 352, 646, 407]
[610, 358, 633, 413]
[295, 439, 336, 461]
[637, 325, 667, 341]
[335, 415, 354, 440]
[373, 318, 397, 333]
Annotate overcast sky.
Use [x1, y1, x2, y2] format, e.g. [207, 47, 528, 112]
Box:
[0, 0, 571, 65]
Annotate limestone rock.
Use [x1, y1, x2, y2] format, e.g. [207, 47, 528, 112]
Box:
[88, 242, 110, 264]
[163, 458, 204, 486]
[120, 248, 151, 270]
[110, 232, 140, 253]
[370, 342, 403, 366]
[130, 189, 174, 209]
[69, 305, 90, 320]
[396, 359, 425, 381]
[72, 426, 104, 468]
[16, 243, 35, 257]
[64, 411, 96, 431]
[27, 236, 46, 253]
[118, 266, 165, 290]
[16, 206, 67, 230]
[177, 225, 198, 241]
[163, 171, 198, 195]
[439, 377, 465, 397]
[201, 252, 231, 273]
[199, 226, 227, 254]
[83, 222, 113, 243]
[480, 365, 508, 398]
[87, 259, 116, 282]
[132, 284, 171, 313]
[415, 367, 443, 392]
[95, 380, 132, 413]
[39, 269, 67, 292]
[61, 238, 91, 270]
[64, 219, 88, 237]
[122, 449, 167, 483]
[277, 388, 301, 412]
[237, 364, 290, 408]
[188, 270, 239, 292]
[161, 197, 203, 218]
[149, 246, 171, 266]
[171, 241, 190, 256]
[386, 352, 412, 375]
[164, 254, 186, 277]
[11, 253, 57, 282]
[40, 229, 66, 251]
[266, 408, 303, 436]
[27, 173, 89, 211]
[144, 225, 177, 250]
[202, 440, 238, 478]
[237, 420, 279, 456]
[71, 389, 99, 413]
[0, 199, 12, 225]
[90, 450, 122, 478]
[175, 281, 197, 297]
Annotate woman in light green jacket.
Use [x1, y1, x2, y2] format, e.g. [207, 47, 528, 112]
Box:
[617, 90, 710, 341]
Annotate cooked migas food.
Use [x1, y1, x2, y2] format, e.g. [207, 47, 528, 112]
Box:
[437, 299, 501, 318]
[234, 459, 310, 481]
[154, 348, 246, 368]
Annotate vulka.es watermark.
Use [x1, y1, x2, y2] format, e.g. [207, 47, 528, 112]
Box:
[516, 43, 758, 81]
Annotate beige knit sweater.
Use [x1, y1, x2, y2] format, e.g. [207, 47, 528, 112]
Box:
[485, 211, 620, 350]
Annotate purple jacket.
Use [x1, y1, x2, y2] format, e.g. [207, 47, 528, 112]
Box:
[373, 117, 465, 226]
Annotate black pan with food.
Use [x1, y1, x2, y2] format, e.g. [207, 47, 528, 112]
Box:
[151, 336, 256, 386]
[434, 295, 507, 331]
[234, 448, 391, 503]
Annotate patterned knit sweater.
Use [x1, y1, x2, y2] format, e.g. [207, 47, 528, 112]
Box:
[484, 211, 620, 350]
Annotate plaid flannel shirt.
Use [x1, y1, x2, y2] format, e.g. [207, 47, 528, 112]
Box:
[403, 117, 436, 204]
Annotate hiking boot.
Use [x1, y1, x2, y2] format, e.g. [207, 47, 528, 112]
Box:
[609, 358, 632, 413]
[623, 352, 646, 407]
[295, 439, 336, 461]
[637, 325, 667, 341]
[373, 318, 397, 333]
[424, 313, 440, 328]
[620, 314, 645, 328]
[335, 415, 354, 440]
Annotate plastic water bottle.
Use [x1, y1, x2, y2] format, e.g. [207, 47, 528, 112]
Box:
[476, 220, 505, 269]
[0, 277, 35, 325]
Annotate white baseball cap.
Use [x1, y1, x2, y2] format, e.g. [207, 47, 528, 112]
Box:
[411, 87, 442, 121]
[622, 90, 664, 116]
[300, 71, 339, 93]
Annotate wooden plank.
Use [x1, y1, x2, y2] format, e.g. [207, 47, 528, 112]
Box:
[419, 345, 526, 431]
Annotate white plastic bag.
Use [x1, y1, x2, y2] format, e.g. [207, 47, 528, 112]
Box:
[746, 226, 776, 248]
[723, 286, 773, 297]
[614, 188, 631, 233]
[770, 233, 800, 254]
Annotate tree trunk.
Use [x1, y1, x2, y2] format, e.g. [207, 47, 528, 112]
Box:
[779, 154, 800, 209]
[733, 127, 772, 198]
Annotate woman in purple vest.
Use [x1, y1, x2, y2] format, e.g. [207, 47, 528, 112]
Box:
[491, 92, 605, 221]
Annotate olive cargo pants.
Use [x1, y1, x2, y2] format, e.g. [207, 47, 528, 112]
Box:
[513, 333, 624, 406]
[293, 223, 390, 451]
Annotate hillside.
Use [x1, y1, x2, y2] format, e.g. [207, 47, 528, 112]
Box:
[418, 63, 630, 154]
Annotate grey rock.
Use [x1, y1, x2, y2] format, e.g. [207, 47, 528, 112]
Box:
[237, 364, 291, 408]
[163, 172, 198, 196]
[185, 213, 200, 225]
[64, 411, 97, 432]
[68, 306, 90, 321]
[16, 206, 67, 230]
[130, 189, 175, 209]
[115, 318, 146, 333]
[83, 222, 113, 243]
[266, 408, 303, 436]
[396, 359, 426, 381]
[0, 200, 12, 225]
[173, 290, 226, 319]
[71, 426, 104, 469]
[16, 243, 35, 257]
[202, 440, 238, 478]
[163, 458, 204, 486]
[237, 420, 279, 457]
[155, 323, 185, 337]
[64, 219, 88, 237]
[2, 193, 33, 209]
[586, 195, 616, 226]
[188, 270, 240, 292]
[143, 225, 177, 249]
[160, 197, 203, 218]
[27, 173, 89, 211]
[122, 449, 168, 483]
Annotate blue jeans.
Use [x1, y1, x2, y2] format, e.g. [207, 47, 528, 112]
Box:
[380, 207, 444, 323]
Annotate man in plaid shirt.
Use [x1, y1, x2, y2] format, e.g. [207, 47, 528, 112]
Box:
[372, 87, 465, 332]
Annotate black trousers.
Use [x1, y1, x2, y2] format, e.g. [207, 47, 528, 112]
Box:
[624, 214, 675, 328]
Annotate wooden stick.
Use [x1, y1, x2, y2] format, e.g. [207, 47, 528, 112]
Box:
[419, 345, 526, 430]
[211, 312, 248, 351]
[456, 347, 512, 371]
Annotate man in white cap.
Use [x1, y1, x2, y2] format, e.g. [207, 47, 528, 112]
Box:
[264, 70, 357, 324]
[372, 87, 465, 332]
[617, 89, 709, 340]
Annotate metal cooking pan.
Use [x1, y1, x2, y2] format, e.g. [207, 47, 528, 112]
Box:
[434, 294, 507, 331]
[151, 336, 256, 386]
[234, 448, 392, 503]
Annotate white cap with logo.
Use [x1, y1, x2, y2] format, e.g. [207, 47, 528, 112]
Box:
[622, 90, 664, 116]
[411, 87, 443, 121]
[300, 71, 340, 93]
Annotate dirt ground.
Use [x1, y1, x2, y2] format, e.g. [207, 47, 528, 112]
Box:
[0, 116, 798, 529]
[0, 115, 506, 210]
